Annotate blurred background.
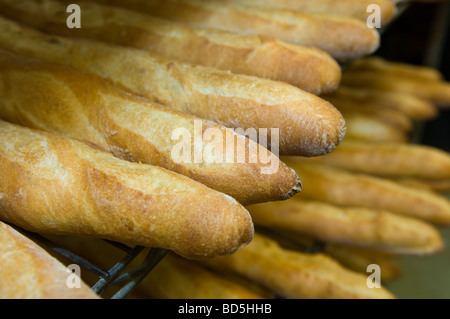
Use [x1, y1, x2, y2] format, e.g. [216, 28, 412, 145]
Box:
[375, 1, 450, 298]
[376, 1, 450, 152]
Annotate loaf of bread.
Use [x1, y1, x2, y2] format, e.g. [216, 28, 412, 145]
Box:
[256, 232, 403, 283]
[0, 221, 100, 299]
[0, 0, 342, 95]
[0, 48, 304, 205]
[334, 101, 413, 132]
[89, 0, 380, 60]
[227, 0, 397, 27]
[202, 232, 396, 299]
[137, 253, 265, 299]
[247, 198, 444, 255]
[0, 119, 254, 260]
[281, 160, 450, 226]
[299, 140, 450, 180]
[342, 112, 409, 143]
[0, 17, 346, 157]
[323, 86, 438, 120]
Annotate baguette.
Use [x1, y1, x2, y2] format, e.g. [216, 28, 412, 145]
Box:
[348, 56, 445, 81]
[0, 221, 100, 299]
[0, 0, 341, 95]
[89, 0, 380, 60]
[300, 140, 450, 180]
[0, 119, 254, 260]
[323, 86, 438, 120]
[342, 71, 450, 107]
[0, 17, 346, 157]
[0, 48, 302, 205]
[202, 232, 396, 299]
[138, 253, 265, 299]
[281, 160, 450, 225]
[247, 198, 444, 255]
[227, 0, 397, 27]
[43, 234, 264, 299]
[343, 112, 409, 143]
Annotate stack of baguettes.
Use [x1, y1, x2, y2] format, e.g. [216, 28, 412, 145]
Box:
[0, 0, 447, 300]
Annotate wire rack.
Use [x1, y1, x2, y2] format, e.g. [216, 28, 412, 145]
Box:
[7, 223, 169, 299]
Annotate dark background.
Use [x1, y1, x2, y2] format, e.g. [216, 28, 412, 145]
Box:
[374, 1, 450, 152]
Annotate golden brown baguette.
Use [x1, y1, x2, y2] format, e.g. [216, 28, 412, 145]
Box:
[0, 0, 341, 95]
[323, 86, 438, 120]
[343, 112, 409, 143]
[0, 17, 346, 157]
[342, 70, 450, 107]
[247, 198, 444, 255]
[322, 245, 403, 283]
[256, 232, 403, 283]
[334, 101, 413, 132]
[137, 253, 265, 299]
[227, 0, 397, 27]
[300, 140, 450, 180]
[348, 56, 445, 81]
[281, 160, 450, 226]
[0, 48, 303, 205]
[90, 0, 380, 60]
[201, 232, 396, 299]
[0, 221, 100, 299]
[0, 119, 254, 260]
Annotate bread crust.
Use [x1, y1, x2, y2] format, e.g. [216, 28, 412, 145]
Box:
[282, 160, 450, 225]
[227, 0, 397, 27]
[0, 15, 346, 157]
[202, 233, 396, 299]
[0, 119, 254, 259]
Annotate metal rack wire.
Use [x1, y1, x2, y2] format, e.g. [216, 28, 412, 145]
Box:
[8, 223, 169, 299]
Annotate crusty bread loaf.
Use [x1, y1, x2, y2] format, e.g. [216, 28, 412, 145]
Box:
[202, 232, 396, 299]
[247, 198, 444, 255]
[281, 160, 450, 225]
[0, 48, 303, 205]
[137, 253, 265, 299]
[323, 86, 438, 120]
[0, 0, 341, 95]
[88, 0, 380, 60]
[342, 70, 450, 107]
[0, 119, 254, 260]
[322, 244, 402, 283]
[299, 140, 450, 180]
[227, 0, 397, 27]
[0, 221, 100, 299]
[0, 17, 346, 157]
